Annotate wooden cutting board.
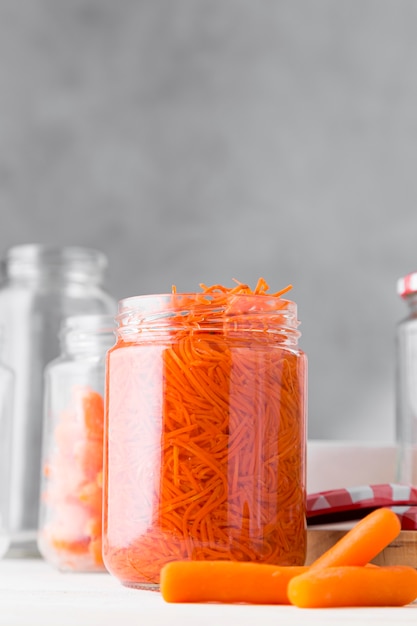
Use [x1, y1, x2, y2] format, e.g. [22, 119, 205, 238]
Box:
[306, 528, 417, 568]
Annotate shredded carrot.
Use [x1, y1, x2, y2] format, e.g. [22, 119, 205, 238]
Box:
[103, 279, 306, 587]
[287, 565, 417, 608]
[160, 560, 308, 604]
[310, 507, 401, 570]
[39, 387, 106, 571]
[83, 392, 104, 439]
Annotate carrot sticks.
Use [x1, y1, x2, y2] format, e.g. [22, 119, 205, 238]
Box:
[160, 508, 417, 607]
[160, 561, 308, 604]
[309, 507, 401, 569]
[39, 387, 106, 571]
[287, 565, 417, 608]
[160, 560, 417, 607]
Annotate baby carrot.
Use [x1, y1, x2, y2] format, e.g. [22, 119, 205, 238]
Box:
[287, 565, 417, 608]
[310, 507, 401, 569]
[160, 560, 308, 604]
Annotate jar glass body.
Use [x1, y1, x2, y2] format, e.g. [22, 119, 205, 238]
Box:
[396, 294, 417, 484]
[38, 314, 115, 571]
[0, 245, 116, 555]
[0, 360, 14, 559]
[103, 293, 307, 589]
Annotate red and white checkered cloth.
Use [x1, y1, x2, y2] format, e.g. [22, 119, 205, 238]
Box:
[307, 483, 417, 530]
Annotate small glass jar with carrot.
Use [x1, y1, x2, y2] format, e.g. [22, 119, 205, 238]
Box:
[103, 279, 308, 589]
[38, 314, 115, 571]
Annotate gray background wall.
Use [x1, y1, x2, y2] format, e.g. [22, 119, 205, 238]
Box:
[1, 0, 416, 443]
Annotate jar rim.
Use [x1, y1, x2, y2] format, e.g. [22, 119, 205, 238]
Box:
[118, 292, 297, 315]
[6, 243, 108, 266]
[3, 244, 108, 283]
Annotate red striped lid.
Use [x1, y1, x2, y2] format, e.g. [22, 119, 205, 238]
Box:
[397, 272, 417, 298]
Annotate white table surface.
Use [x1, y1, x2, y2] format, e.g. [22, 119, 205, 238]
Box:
[0, 558, 416, 626]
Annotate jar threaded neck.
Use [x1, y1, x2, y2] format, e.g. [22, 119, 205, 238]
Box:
[60, 314, 115, 355]
[115, 293, 301, 347]
[3, 244, 108, 286]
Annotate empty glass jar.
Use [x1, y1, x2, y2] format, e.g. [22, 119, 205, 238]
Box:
[38, 314, 115, 571]
[396, 271, 417, 485]
[0, 244, 116, 556]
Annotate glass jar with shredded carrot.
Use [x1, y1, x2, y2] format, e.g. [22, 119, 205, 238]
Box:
[37, 314, 115, 571]
[103, 279, 307, 589]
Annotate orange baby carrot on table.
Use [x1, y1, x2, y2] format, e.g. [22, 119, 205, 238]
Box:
[287, 565, 417, 608]
[310, 507, 401, 569]
[160, 560, 308, 604]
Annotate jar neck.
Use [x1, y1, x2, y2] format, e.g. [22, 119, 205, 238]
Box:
[2, 244, 108, 287]
[60, 314, 115, 356]
[115, 293, 301, 347]
[403, 293, 417, 316]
